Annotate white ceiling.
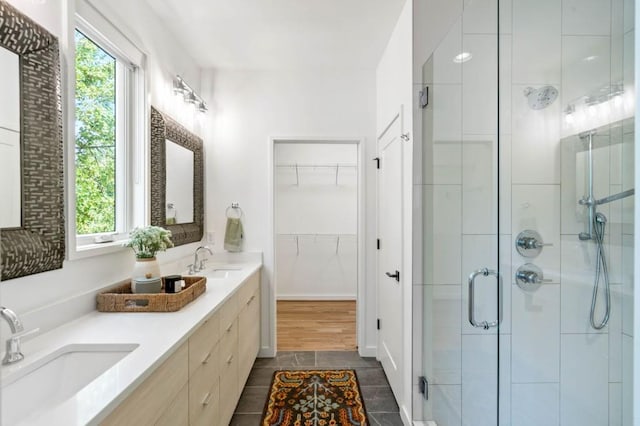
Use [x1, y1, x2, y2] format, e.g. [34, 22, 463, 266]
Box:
[146, 0, 406, 70]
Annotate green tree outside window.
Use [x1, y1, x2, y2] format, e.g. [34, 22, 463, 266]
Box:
[75, 30, 116, 235]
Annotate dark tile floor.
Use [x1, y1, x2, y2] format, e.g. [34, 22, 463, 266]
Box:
[230, 351, 404, 425]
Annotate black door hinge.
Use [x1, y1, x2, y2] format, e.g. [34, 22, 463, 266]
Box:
[376, 239, 380, 250]
[373, 157, 380, 169]
[419, 376, 429, 400]
[377, 319, 380, 330]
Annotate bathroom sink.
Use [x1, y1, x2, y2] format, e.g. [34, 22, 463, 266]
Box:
[206, 267, 241, 279]
[1, 343, 138, 425]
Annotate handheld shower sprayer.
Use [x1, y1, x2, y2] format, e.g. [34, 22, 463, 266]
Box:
[577, 129, 611, 330]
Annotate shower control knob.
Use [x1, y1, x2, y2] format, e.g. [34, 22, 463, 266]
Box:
[515, 264, 552, 291]
[515, 230, 553, 258]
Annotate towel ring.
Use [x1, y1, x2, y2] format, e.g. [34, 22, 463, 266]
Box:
[226, 203, 243, 219]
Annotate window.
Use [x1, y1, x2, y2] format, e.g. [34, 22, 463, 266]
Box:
[74, 30, 119, 235]
[72, 6, 145, 254]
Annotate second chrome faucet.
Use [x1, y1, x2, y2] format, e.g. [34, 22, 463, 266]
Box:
[187, 246, 213, 275]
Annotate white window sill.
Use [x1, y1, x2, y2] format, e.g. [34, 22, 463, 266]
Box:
[68, 239, 130, 261]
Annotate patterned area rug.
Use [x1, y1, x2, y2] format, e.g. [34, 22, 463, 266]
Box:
[262, 369, 368, 426]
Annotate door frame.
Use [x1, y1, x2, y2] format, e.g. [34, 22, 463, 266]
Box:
[267, 136, 367, 356]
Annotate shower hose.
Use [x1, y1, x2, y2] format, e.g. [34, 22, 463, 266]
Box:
[590, 212, 611, 330]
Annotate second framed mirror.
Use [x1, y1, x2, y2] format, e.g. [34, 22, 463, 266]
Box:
[150, 106, 203, 246]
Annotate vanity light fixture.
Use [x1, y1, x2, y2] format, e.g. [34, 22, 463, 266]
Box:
[184, 91, 197, 104]
[564, 82, 628, 129]
[172, 75, 208, 113]
[564, 104, 575, 124]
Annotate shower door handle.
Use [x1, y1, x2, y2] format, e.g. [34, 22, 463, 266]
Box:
[468, 268, 501, 330]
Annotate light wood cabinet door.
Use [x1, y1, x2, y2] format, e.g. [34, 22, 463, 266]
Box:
[189, 344, 220, 426]
[237, 273, 259, 307]
[189, 311, 220, 377]
[219, 292, 238, 335]
[190, 378, 220, 426]
[218, 317, 239, 426]
[238, 287, 260, 386]
[101, 343, 189, 426]
[155, 384, 188, 426]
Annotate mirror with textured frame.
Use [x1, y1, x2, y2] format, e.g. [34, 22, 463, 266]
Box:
[0, 2, 64, 281]
[150, 106, 203, 246]
[0, 45, 21, 229]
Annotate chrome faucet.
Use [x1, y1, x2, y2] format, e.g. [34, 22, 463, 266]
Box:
[0, 307, 23, 334]
[188, 246, 213, 274]
[1, 307, 38, 365]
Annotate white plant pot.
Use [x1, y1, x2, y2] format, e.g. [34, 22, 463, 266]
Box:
[131, 257, 161, 292]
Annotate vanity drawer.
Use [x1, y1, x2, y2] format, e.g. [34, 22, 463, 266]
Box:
[189, 346, 220, 426]
[102, 343, 188, 426]
[219, 318, 238, 368]
[219, 351, 239, 426]
[188, 312, 220, 377]
[239, 288, 260, 383]
[237, 272, 260, 307]
[155, 383, 188, 426]
[190, 382, 220, 426]
[219, 293, 238, 333]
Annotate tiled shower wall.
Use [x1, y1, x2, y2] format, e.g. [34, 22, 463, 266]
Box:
[418, 0, 635, 424]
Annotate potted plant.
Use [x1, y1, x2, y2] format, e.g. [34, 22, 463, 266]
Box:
[125, 226, 174, 283]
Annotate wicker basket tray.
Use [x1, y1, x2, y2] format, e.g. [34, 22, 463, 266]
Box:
[97, 276, 207, 312]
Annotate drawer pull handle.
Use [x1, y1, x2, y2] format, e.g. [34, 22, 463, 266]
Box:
[247, 295, 256, 305]
[202, 392, 212, 406]
[226, 323, 233, 332]
[226, 354, 234, 364]
[202, 352, 211, 364]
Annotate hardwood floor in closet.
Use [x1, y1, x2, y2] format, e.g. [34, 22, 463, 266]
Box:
[277, 301, 357, 351]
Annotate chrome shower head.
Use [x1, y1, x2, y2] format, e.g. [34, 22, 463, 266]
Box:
[523, 85, 558, 109]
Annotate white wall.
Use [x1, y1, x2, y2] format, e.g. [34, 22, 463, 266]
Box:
[275, 143, 358, 300]
[0, 0, 208, 339]
[202, 68, 377, 355]
[375, 1, 414, 423]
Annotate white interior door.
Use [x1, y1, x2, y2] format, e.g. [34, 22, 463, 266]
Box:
[377, 113, 404, 401]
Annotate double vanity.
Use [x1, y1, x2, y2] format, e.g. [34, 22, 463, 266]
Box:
[0, 260, 262, 426]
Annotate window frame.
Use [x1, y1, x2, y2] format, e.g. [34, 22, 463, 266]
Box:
[68, 2, 147, 259]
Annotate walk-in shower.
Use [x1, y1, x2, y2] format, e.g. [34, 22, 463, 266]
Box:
[418, 0, 635, 424]
[578, 129, 635, 329]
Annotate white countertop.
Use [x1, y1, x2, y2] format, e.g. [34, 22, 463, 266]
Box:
[1, 260, 262, 426]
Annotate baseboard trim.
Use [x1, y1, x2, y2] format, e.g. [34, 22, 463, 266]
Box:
[400, 404, 412, 425]
[258, 346, 276, 358]
[358, 345, 377, 358]
[277, 295, 357, 301]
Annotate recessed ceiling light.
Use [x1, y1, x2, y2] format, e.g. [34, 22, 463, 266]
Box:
[453, 52, 472, 63]
[584, 55, 598, 62]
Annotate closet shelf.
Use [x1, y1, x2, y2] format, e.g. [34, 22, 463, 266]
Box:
[276, 163, 357, 186]
[277, 233, 356, 255]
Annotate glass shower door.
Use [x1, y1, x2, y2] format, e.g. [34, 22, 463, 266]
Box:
[419, 0, 635, 425]
[420, 1, 503, 424]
